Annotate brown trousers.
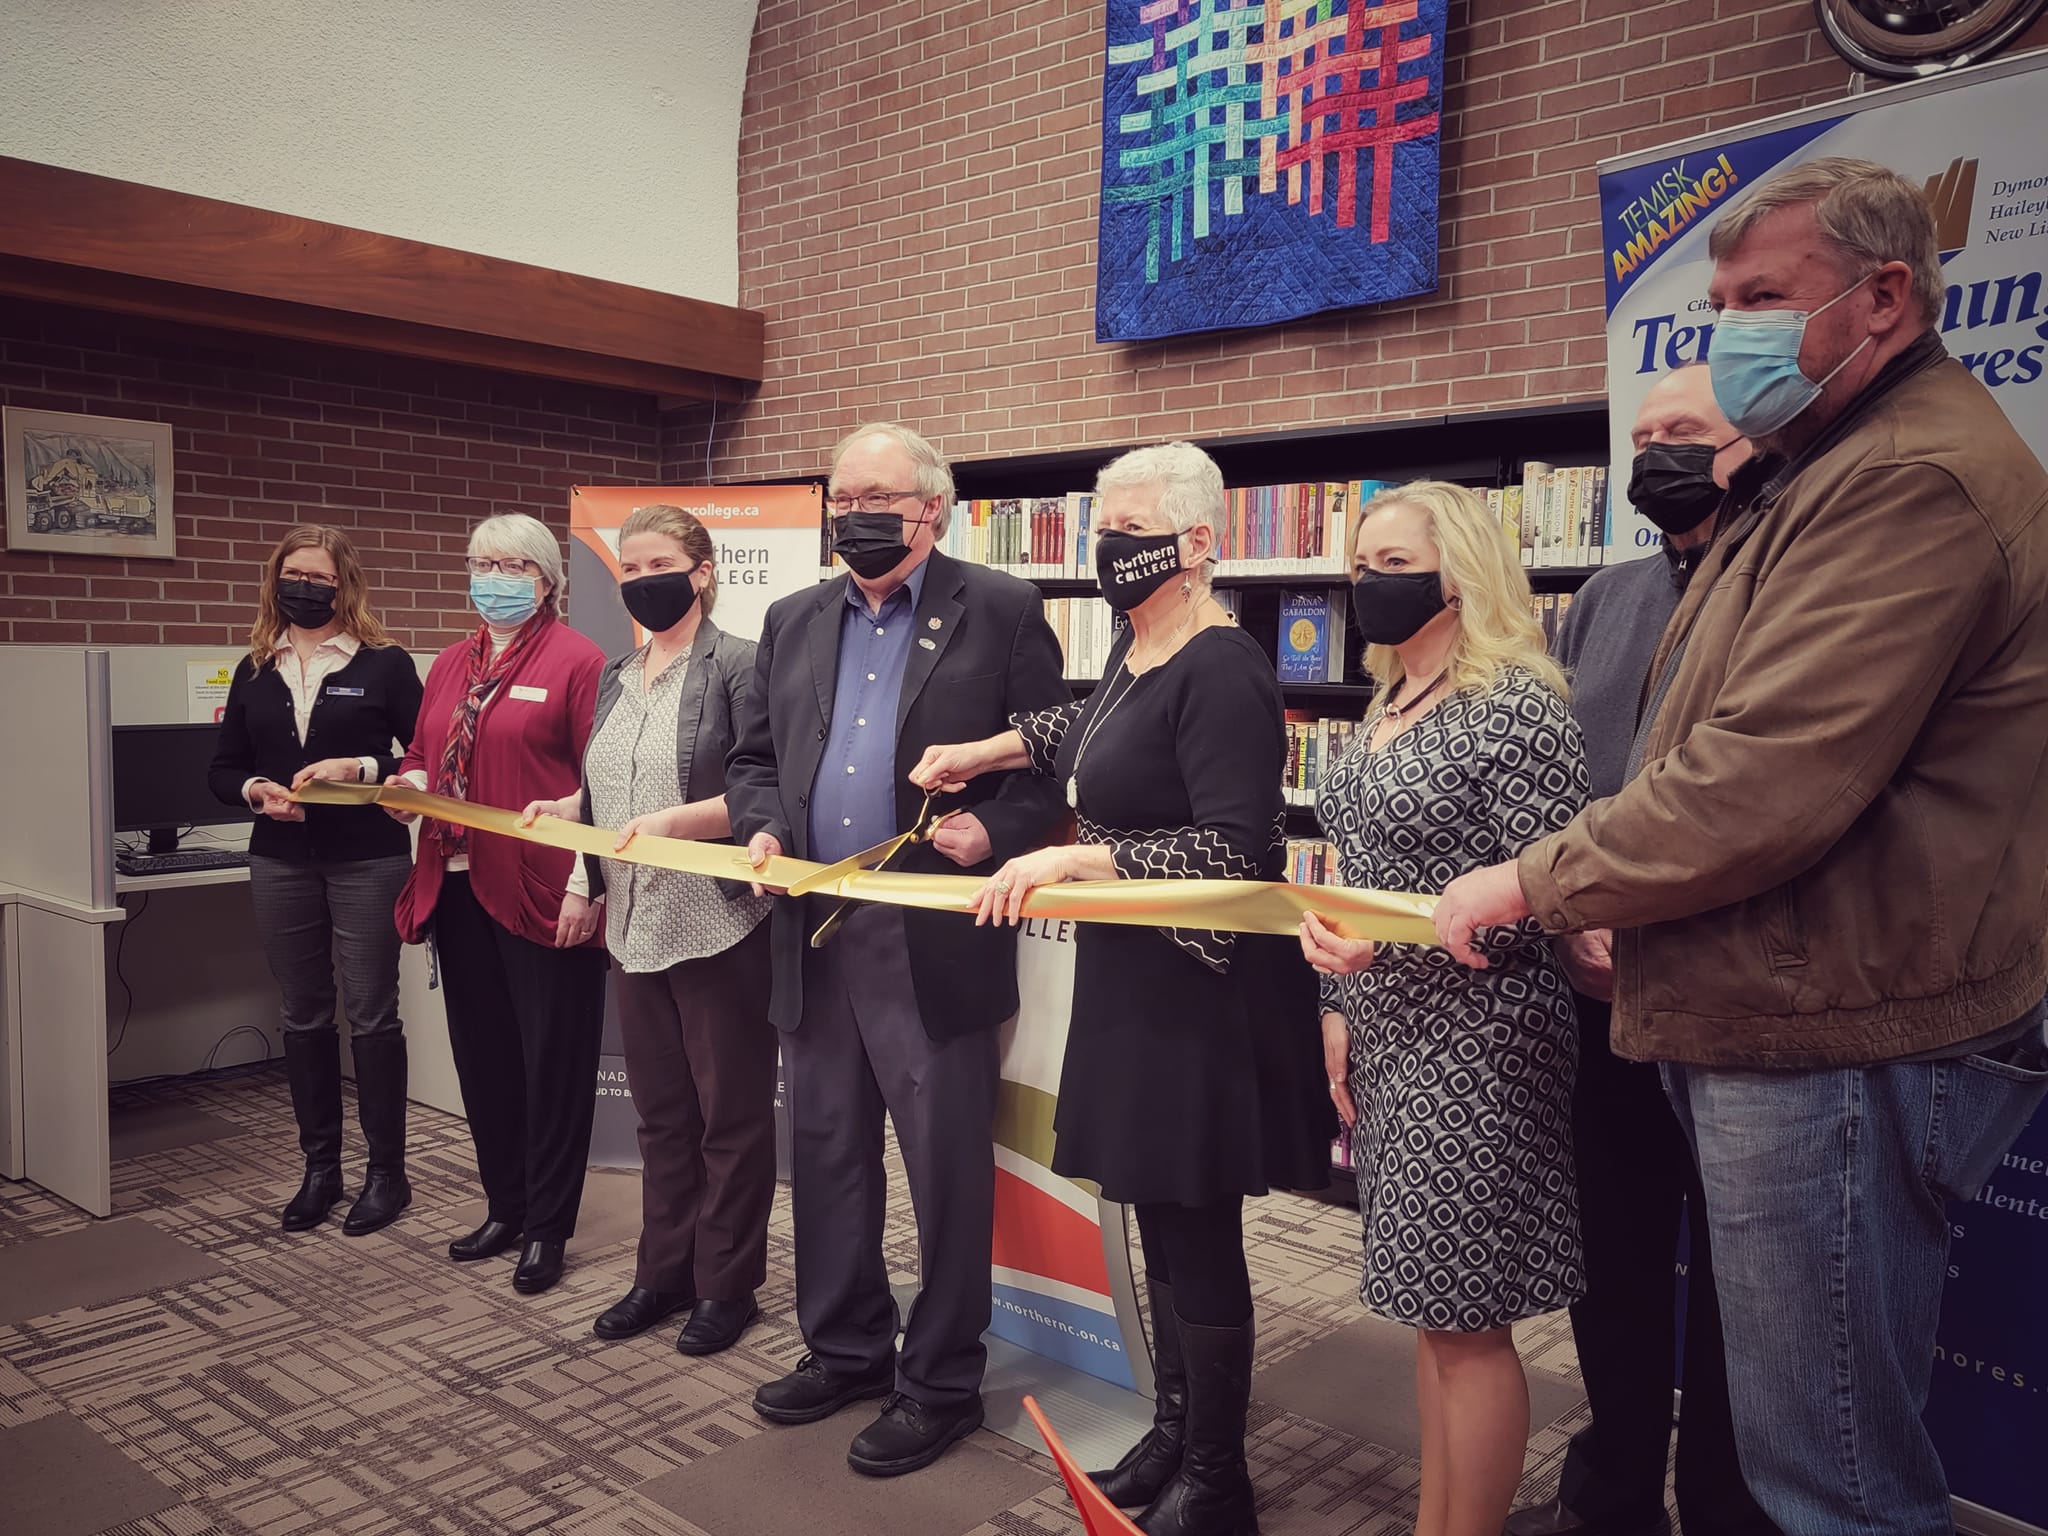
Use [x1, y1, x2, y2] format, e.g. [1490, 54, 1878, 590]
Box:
[612, 920, 777, 1298]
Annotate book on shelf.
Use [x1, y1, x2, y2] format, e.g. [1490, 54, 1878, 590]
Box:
[1528, 590, 1576, 647]
[1512, 461, 1610, 569]
[1285, 835, 1341, 886]
[1276, 590, 1344, 683]
[1281, 713, 1361, 809]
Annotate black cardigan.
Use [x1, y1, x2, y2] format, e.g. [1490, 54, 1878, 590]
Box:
[206, 642, 425, 864]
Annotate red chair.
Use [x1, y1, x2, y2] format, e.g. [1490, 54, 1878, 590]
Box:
[1022, 1394, 1146, 1536]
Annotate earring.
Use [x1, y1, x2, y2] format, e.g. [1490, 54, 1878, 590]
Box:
[1180, 576, 1193, 599]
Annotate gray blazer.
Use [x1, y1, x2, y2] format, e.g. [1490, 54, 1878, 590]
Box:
[579, 615, 756, 901]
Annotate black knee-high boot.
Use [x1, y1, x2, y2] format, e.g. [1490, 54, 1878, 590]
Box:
[343, 1033, 412, 1236]
[281, 1031, 344, 1231]
[1137, 1313, 1258, 1536]
[1091, 1279, 1187, 1506]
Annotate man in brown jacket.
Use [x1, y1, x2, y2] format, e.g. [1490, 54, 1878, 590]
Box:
[1436, 158, 2048, 1534]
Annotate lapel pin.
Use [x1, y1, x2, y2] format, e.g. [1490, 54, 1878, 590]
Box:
[928, 617, 943, 630]
[918, 637, 937, 650]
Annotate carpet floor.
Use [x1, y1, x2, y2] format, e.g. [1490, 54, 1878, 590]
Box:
[0, 1068, 1673, 1535]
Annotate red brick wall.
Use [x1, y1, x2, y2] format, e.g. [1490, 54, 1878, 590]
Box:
[667, 0, 1863, 482]
[0, 300, 658, 649]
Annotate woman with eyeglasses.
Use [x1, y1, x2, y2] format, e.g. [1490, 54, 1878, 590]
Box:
[387, 512, 609, 1296]
[206, 526, 424, 1234]
[517, 504, 776, 1355]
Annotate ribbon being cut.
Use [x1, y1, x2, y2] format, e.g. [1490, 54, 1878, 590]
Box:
[292, 779, 1442, 944]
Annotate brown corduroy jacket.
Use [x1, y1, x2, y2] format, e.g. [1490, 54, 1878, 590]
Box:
[1521, 333, 2048, 1068]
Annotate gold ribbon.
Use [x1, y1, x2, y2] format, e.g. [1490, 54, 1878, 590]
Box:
[294, 780, 1441, 944]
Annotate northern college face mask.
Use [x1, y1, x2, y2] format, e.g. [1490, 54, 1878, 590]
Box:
[1349, 569, 1447, 645]
[831, 512, 916, 579]
[1094, 529, 1185, 611]
[620, 567, 700, 632]
[1709, 273, 1873, 437]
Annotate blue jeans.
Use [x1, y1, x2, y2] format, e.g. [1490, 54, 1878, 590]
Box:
[1664, 1035, 2048, 1536]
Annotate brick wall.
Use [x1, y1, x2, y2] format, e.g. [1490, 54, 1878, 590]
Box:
[0, 300, 658, 649]
[667, 0, 1869, 482]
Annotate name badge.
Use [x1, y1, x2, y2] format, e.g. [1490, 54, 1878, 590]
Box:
[325, 686, 364, 697]
[509, 684, 549, 702]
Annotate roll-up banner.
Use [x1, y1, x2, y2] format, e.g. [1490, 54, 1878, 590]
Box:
[1598, 49, 2048, 565]
[1599, 54, 2048, 1534]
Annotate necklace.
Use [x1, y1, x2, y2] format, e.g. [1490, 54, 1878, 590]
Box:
[1064, 660, 1145, 810]
[1382, 665, 1450, 723]
[1128, 593, 1206, 673]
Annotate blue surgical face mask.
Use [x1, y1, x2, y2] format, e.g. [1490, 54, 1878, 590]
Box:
[470, 572, 540, 627]
[1708, 272, 1875, 438]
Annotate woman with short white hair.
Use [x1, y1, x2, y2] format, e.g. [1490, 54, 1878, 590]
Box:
[913, 441, 1331, 1536]
[388, 511, 610, 1297]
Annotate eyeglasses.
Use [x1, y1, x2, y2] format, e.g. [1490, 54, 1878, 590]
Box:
[466, 556, 540, 578]
[279, 568, 339, 589]
[825, 489, 925, 516]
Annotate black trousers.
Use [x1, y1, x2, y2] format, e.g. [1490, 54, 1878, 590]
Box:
[1558, 995, 1777, 1535]
[434, 873, 608, 1244]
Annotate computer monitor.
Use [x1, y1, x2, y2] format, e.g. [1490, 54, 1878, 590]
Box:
[112, 723, 252, 852]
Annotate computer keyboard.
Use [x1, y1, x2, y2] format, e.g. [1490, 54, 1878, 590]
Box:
[116, 846, 251, 877]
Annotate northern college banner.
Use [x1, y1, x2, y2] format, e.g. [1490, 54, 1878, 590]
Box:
[1599, 55, 2048, 1532]
[1597, 49, 2048, 566]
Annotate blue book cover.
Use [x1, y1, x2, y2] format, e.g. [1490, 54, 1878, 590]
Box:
[1277, 590, 1339, 682]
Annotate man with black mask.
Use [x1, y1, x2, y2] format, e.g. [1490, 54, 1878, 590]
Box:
[1506, 362, 1777, 1536]
[725, 422, 1068, 1477]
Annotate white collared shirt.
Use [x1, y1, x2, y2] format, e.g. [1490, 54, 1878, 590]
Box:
[241, 632, 382, 805]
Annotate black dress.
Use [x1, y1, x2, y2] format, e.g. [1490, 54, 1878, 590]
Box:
[1013, 623, 1332, 1207]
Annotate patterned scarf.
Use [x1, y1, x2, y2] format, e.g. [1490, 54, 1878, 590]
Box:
[432, 613, 551, 854]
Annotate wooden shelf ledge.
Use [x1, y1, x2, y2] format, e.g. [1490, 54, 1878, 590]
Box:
[0, 157, 763, 401]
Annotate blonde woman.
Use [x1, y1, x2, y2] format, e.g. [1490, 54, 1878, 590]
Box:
[206, 526, 424, 1234]
[1298, 482, 1589, 1536]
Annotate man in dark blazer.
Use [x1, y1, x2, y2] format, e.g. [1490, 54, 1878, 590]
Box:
[725, 422, 1068, 1477]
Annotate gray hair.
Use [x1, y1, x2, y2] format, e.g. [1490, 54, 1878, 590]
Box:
[1708, 156, 1945, 323]
[469, 512, 565, 605]
[829, 422, 957, 538]
[1094, 441, 1225, 566]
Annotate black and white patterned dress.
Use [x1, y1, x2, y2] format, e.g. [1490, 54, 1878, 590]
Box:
[1316, 666, 1588, 1332]
[1012, 623, 1333, 1206]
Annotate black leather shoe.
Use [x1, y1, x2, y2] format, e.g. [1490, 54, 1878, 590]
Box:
[594, 1286, 695, 1340]
[677, 1295, 759, 1356]
[752, 1352, 896, 1425]
[511, 1239, 566, 1294]
[448, 1219, 523, 1262]
[1504, 1500, 1671, 1536]
[848, 1393, 985, 1477]
[282, 1167, 343, 1232]
[342, 1168, 411, 1237]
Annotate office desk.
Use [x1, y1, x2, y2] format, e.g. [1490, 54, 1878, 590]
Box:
[115, 864, 253, 895]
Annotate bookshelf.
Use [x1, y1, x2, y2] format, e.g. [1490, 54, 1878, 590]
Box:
[946, 400, 1612, 1205]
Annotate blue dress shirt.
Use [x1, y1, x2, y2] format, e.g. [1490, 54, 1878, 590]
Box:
[806, 560, 928, 864]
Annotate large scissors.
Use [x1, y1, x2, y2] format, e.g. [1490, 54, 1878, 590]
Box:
[792, 788, 957, 947]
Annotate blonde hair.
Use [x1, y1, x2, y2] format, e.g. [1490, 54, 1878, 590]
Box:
[249, 525, 393, 669]
[1354, 480, 1567, 705]
[828, 422, 957, 536]
[619, 503, 718, 614]
[1708, 156, 1945, 323]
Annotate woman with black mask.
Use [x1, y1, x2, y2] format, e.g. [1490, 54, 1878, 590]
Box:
[520, 504, 776, 1358]
[911, 442, 1331, 1536]
[207, 526, 424, 1234]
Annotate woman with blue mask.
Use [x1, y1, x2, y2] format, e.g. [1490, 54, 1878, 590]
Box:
[386, 512, 610, 1298]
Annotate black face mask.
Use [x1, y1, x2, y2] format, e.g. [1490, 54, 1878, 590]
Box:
[1628, 439, 1740, 536]
[831, 511, 917, 580]
[1094, 529, 1185, 612]
[620, 567, 700, 632]
[1350, 569, 1448, 646]
[276, 579, 338, 630]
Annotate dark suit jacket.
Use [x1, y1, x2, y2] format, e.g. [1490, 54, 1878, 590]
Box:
[725, 550, 1069, 1035]
[580, 616, 755, 901]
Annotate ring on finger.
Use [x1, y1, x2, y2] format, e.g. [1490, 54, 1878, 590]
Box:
[994, 879, 1013, 892]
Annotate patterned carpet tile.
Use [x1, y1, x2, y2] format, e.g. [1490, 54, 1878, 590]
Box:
[0, 1067, 1642, 1535]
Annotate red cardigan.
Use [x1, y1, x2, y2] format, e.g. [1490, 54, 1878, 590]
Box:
[395, 616, 607, 949]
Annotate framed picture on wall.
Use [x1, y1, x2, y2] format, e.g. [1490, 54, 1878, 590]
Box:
[4, 406, 176, 559]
